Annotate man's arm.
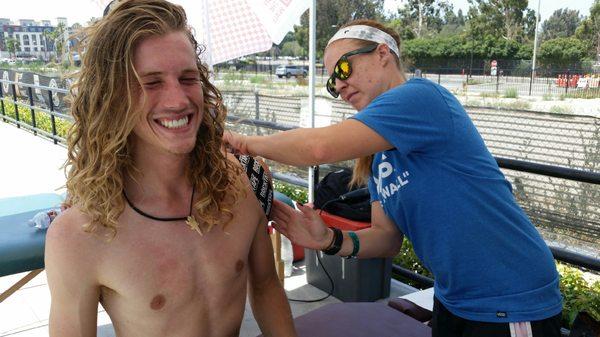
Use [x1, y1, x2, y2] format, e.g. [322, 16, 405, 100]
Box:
[247, 215, 297, 337]
[45, 209, 101, 337]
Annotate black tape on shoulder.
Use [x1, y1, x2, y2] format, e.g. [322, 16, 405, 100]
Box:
[235, 155, 274, 218]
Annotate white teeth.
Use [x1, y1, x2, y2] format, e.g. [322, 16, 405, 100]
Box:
[158, 116, 189, 129]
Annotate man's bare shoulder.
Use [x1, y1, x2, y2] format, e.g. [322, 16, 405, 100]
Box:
[225, 152, 251, 187]
[47, 206, 91, 240]
[225, 152, 243, 166]
[45, 206, 104, 269]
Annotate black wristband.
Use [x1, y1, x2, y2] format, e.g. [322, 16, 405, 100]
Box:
[322, 227, 343, 255]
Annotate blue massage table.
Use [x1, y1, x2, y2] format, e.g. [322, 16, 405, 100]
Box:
[0, 193, 63, 302]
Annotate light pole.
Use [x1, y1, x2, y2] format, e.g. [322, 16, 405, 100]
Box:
[529, 0, 541, 96]
[468, 23, 474, 81]
[531, 0, 541, 79]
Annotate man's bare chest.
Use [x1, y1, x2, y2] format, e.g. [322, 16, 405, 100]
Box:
[98, 217, 256, 313]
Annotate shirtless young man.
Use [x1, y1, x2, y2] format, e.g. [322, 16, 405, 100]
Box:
[44, 1, 296, 336]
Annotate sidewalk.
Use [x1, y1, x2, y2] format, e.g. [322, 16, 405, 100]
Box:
[0, 122, 67, 200]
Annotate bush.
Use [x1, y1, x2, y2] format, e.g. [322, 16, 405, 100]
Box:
[504, 87, 519, 98]
[295, 76, 308, 86]
[249, 75, 266, 84]
[480, 92, 499, 98]
[557, 264, 600, 327]
[0, 98, 71, 138]
[274, 181, 308, 204]
[543, 93, 554, 101]
[512, 60, 533, 77]
[393, 237, 433, 288]
[393, 242, 600, 329]
[550, 105, 574, 114]
[467, 78, 483, 85]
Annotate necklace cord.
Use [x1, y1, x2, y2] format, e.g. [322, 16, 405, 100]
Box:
[123, 187, 195, 222]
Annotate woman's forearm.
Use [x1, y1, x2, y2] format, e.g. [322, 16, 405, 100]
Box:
[247, 128, 329, 166]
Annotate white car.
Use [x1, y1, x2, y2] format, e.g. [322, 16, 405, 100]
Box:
[275, 65, 308, 78]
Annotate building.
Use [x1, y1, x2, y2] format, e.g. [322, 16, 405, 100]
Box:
[0, 18, 67, 61]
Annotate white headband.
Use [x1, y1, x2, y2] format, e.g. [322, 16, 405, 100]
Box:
[327, 25, 400, 58]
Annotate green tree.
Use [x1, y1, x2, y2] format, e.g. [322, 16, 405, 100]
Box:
[467, 0, 534, 42]
[280, 41, 304, 57]
[575, 0, 600, 62]
[538, 37, 588, 68]
[5, 37, 20, 58]
[393, 0, 456, 38]
[541, 9, 582, 41]
[294, 0, 385, 58]
[522, 8, 537, 40]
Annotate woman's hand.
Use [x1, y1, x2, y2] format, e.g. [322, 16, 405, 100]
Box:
[223, 131, 250, 155]
[270, 199, 332, 250]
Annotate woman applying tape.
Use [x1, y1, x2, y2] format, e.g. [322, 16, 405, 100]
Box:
[225, 19, 562, 337]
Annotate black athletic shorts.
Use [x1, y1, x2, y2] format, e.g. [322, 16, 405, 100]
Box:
[431, 296, 562, 337]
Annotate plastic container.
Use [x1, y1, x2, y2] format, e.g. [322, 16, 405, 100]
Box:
[306, 209, 392, 302]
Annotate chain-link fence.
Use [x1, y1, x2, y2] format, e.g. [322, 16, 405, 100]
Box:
[411, 69, 600, 99]
[468, 107, 600, 255]
[223, 90, 600, 257]
[213, 60, 600, 99]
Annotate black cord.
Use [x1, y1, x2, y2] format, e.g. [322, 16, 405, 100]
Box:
[288, 198, 339, 303]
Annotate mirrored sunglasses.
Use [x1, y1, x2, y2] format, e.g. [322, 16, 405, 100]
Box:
[326, 44, 378, 98]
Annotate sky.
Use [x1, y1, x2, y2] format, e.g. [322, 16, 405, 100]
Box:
[0, 0, 595, 28]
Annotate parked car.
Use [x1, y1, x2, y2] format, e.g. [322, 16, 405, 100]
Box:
[276, 65, 308, 78]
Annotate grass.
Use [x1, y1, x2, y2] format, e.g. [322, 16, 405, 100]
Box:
[561, 87, 600, 99]
[464, 100, 485, 107]
[466, 78, 483, 85]
[222, 71, 245, 83]
[550, 105, 574, 114]
[496, 100, 531, 110]
[249, 75, 267, 84]
[295, 76, 308, 86]
[504, 87, 519, 99]
[480, 92, 499, 98]
[543, 93, 554, 101]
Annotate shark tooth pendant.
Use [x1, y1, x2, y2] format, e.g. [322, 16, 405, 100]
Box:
[186, 215, 203, 236]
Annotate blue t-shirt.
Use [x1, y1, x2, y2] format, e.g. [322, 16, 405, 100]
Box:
[352, 78, 562, 322]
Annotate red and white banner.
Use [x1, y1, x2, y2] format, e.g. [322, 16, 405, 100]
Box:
[92, 0, 309, 66]
[198, 0, 309, 66]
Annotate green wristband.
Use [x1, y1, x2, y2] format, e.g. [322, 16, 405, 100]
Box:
[346, 231, 360, 259]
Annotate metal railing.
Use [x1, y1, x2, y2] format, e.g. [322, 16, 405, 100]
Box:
[0, 78, 71, 145]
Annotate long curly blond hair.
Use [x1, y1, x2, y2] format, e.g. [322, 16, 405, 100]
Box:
[65, 0, 241, 236]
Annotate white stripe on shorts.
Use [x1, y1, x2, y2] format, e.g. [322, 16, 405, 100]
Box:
[509, 321, 533, 337]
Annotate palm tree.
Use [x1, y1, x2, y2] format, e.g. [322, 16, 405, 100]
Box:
[48, 23, 66, 63]
[42, 29, 51, 62]
[6, 37, 20, 59]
